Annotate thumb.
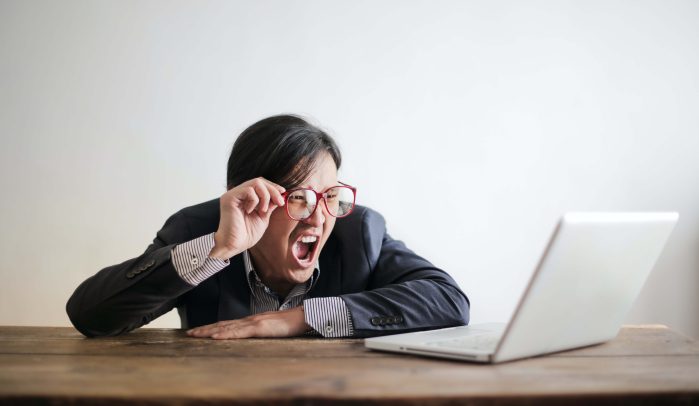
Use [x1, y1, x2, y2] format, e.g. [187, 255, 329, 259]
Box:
[261, 204, 279, 221]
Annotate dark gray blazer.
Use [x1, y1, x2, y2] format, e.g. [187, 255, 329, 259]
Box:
[66, 199, 470, 337]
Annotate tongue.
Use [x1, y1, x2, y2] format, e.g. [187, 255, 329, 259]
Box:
[294, 241, 310, 260]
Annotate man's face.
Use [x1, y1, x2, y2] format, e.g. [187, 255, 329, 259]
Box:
[249, 152, 338, 292]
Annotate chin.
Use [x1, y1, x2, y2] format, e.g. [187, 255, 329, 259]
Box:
[286, 265, 315, 283]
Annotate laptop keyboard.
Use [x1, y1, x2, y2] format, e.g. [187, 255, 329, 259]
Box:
[424, 334, 501, 351]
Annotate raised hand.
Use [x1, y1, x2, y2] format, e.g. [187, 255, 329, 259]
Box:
[209, 177, 286, 260]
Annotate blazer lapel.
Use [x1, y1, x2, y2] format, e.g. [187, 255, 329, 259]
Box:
[216, 254, 251, 320]
[308, 235, 342, 298]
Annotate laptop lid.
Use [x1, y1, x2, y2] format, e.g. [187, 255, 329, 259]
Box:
[493, 212, 678, 363]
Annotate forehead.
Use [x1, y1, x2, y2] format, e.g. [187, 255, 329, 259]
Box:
[298, 152, 338, 190]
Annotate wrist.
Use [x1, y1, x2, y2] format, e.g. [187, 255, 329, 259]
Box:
[296, 305, 312, 335]
[209, 231, 240, 260]
[208, 244, 236, 260]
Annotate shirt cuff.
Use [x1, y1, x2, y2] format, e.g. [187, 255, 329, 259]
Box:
[303, 297, 354, 338]
[171, 233, 229, 286]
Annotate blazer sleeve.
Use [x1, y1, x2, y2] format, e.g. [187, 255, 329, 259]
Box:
[339, 209, 470, 338]
[66, 211, 195, 337]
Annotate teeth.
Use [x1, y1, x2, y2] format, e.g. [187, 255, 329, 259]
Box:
[300, 235, 318, 243]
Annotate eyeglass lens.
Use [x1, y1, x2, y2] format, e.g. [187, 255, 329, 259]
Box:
[286, 186, 355, 220]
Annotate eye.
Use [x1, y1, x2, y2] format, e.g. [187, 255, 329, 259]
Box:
[288, 191, 308, 203]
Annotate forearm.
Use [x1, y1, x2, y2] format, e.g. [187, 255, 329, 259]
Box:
[340, 278, 470, 338]
[66, 244, 192, 337]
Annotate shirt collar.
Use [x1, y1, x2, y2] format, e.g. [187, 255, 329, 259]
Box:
[242, 250, 320, 299]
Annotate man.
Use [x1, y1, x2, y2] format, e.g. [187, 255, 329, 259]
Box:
[67, 114, 470, 338]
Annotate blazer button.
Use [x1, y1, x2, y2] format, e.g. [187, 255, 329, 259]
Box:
[126, 271, 135, 279]
[370, 317, 381, 326]
[396, 316, 404, 323]
[379, 317, 388, 326]
[139, 259, 156, 271]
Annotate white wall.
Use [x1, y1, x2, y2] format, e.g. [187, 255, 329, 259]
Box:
[1, 0, 698, 338]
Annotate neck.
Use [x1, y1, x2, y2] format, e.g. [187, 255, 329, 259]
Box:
[247, 250, 295, 298]
[260, 274, 294, 299]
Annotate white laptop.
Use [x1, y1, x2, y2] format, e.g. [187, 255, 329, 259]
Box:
[365, 212, 678, 363]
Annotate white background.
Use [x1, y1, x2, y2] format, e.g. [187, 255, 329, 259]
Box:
[1, 0, 698, 338]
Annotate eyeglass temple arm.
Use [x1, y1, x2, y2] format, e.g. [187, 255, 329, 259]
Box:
[338, 181, 356, 190]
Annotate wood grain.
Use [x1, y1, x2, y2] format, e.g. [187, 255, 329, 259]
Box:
[1, 326, 697, 405]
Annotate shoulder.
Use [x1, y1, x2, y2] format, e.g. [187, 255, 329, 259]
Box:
[165, 198, 220, 239]
[333, 205, 386, 235]
[177, 198, 220, 220]
[331, 205, 386, 266]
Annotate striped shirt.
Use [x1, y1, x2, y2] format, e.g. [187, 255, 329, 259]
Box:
[171, 232, 354, 337]
[243, 249, 315, 313]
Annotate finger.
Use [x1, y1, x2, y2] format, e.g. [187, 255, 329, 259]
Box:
[266, 183, 286, 207]
[188, 326, 221, 338]
[186, 321, 216, 336]
[253, 181, 271, 213]
[187, 320, 233, 337]
[258, 179, 287, 209]
[187, 317, 253, 337]
[243, 187, 260, 214]
[268, 182, 286, 206]
[189, 323, 226, 337]
[254, 178, 285, 206]
[260, 178, 286, 194]
[212, 323, 257, 339]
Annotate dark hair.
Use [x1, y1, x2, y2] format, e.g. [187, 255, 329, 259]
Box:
[226, 114, 342, 190]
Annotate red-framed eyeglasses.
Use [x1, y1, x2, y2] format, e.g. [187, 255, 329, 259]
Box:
[281, 182, 357, 221]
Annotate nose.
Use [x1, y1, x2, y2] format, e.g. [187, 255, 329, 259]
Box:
[303, 202, 326, 227]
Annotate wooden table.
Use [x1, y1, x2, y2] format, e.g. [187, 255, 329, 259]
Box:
[0, 325, 698, 405]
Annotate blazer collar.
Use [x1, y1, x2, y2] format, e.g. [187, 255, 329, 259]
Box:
[307, 234, 342, 298]
[216, 254, 251, 321]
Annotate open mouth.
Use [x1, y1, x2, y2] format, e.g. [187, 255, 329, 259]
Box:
[292, 234, 319, 267]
